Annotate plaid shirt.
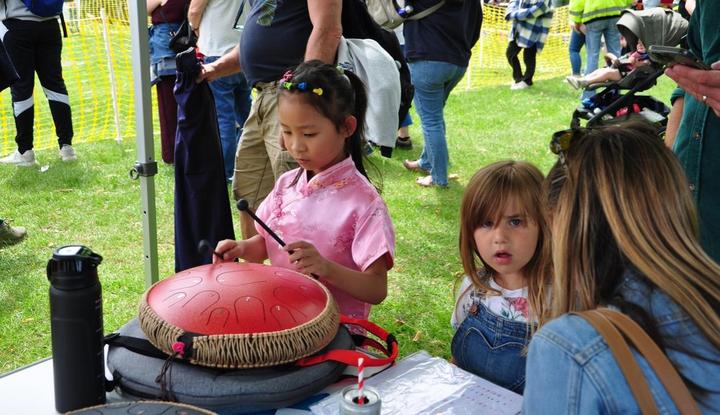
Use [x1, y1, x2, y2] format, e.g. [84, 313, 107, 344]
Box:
[506, 0, 554, 51]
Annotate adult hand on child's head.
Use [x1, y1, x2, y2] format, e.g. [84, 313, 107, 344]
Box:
[214, 239, 244, 263]
[285, 241, 330, 277]
[666, 61, 720, 117]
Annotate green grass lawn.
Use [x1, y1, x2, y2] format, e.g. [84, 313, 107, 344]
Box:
[0, 76, 676, 373]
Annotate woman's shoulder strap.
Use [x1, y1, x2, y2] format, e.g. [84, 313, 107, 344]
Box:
[595, 308, 701, 415]
[573, 308, 701, 415]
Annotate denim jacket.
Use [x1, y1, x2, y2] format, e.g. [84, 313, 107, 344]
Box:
[523, 271, 720, 414]
[148, 22, 180, 85]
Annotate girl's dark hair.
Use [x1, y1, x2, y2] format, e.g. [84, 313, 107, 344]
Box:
[277, 60, 375, 187]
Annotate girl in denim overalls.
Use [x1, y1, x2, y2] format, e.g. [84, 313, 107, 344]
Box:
[451, 160, 551, 394]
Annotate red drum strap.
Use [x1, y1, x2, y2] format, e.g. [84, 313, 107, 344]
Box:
[295, 315, 398, 367]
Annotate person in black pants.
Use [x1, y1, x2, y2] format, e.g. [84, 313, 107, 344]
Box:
[504, 0, 554, 90]
[1, 0, 75, 167]
[506, 41, 538, 89]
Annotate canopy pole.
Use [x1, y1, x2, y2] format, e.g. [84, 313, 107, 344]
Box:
[128, 0, 159, 287]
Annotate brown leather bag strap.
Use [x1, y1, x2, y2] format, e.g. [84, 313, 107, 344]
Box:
[573, 309, 659, 415]
[596, 308, 702, 415]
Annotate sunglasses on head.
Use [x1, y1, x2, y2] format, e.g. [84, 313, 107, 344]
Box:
[550, 128, 590, 168]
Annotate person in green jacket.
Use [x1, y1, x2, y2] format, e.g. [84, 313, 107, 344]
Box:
[569, 0, 633, 99]
[666, 0, 720, 263]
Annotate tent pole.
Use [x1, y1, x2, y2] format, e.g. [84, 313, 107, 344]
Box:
[128, 0, 159, 287]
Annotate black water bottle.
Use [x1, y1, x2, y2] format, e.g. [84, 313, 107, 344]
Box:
[47, 245, 106, 413]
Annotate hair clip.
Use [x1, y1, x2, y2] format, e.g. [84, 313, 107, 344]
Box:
[281, 70, 293, 82]
[336, 65, 345, 75]
[280, 81, 323, 97]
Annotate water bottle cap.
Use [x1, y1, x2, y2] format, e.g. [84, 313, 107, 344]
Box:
[47, 245, 103, 289]
[52, 245, 102, 263]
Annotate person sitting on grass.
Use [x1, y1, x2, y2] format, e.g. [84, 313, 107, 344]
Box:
[566, 38, 650, 90]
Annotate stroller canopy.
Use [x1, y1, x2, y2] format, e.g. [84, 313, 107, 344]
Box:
[617, 8, 688, 52]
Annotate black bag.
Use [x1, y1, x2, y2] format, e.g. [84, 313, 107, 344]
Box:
[105, 319, 354, 413]
[105, 315, 398, 413]
[168, 19, 197, 54]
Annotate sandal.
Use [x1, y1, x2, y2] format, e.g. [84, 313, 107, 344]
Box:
[403, 159, 429, 174]
[396, 136, 412, 149]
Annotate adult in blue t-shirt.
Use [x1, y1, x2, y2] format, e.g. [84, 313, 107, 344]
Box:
[198, 0, 342, 240]
[401, 0, 482, 187]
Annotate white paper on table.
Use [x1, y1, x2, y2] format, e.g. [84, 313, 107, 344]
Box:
[310, 350, 522, 415]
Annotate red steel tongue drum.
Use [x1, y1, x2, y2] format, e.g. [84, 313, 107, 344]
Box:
[107, 234, 396, 411]
[139, 262, 341, 368]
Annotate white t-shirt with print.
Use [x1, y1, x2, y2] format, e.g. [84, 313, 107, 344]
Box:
[451, 275, 530, 329]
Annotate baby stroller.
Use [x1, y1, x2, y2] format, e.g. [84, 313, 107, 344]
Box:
[571, 8, 688, 134]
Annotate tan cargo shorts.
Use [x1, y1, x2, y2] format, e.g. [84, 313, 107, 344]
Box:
[232, 80, 297, 210]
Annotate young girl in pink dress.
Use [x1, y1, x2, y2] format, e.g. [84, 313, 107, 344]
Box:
[215, 61, 395, 320]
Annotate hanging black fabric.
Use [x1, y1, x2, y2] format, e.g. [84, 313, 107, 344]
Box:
[172, 48, 235, 272]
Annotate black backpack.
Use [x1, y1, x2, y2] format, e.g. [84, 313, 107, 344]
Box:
[341, 0, 414, 130]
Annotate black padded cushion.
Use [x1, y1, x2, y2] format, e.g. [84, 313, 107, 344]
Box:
[107, 318, 353, 413]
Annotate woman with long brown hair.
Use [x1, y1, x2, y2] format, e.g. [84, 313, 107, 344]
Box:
[523, 121, 720, 413]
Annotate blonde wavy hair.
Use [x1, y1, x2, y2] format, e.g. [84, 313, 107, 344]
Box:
[545, 121, 720, 349]
[458, 160, 552, 325]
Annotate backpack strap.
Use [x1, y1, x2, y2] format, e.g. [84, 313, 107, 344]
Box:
[105, 332, 170, 360]
[232, 0, 248, 30]
[295, 315, 399, 367]
[59, 12, 67, 38]
[106, 316, 399, 369]
[595, 308, 701, 415]
[104, 332, 196, 362]
[573, 309, 701, 415]
[406, 1, 446, 22]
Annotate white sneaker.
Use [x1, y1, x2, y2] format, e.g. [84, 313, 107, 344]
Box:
[0, 149, 38, 167]
[510, 81, 529, 90]
[565, 76, 587, 90]
[59, 145, 77, 161]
